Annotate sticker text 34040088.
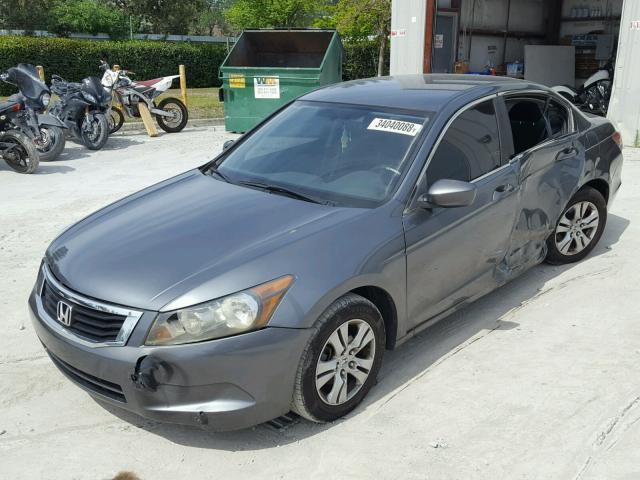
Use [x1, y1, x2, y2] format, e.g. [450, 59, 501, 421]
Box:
[367, 118, 423, 136]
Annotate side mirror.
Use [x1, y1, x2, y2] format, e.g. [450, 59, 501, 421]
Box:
[222, 139, 234, 151]
[418, 179, 477, 209]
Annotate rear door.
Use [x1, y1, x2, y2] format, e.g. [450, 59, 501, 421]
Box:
[500, 93, 584, 272]
[403, 98, 521, 328]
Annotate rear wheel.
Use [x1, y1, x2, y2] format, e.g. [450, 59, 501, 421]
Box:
[545, 187, 607, 264]
[292, 293, 385, 423]
[80, 112, 109, 150]
[1, 130, 39, 174]
[36, 125, 66, 162]
[155, 98, 188, 133]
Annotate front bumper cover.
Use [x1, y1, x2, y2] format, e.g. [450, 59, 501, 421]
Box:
[29, 288, 311, 431]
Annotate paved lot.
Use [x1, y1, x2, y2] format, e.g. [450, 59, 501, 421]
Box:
[1, 128, 638, 479]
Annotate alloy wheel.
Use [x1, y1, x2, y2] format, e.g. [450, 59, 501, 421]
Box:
[554, 201, 600, 256]
[315, 319, 376, 406]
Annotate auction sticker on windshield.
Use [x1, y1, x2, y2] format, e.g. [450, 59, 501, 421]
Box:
[367, 118, 423, 136]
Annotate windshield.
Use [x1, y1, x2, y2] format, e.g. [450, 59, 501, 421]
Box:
[216, 101, 431, 208]
[6, 64, 47, 101]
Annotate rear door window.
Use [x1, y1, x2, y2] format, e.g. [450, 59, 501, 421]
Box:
[505, 98, 549, 155]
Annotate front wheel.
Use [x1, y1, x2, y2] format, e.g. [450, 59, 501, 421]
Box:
[0, 130, 39, 174]
[292, 293, 385, 423]
[545, 186, 607, 265]
[155, 98, 188, 133]
[36, 125, 66, 162]
[80, 112, 109, 150]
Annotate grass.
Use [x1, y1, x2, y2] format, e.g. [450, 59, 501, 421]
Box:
[1, 86, 224, 120]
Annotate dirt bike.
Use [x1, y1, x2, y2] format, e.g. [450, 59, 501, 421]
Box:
[100, 60, 188, 134]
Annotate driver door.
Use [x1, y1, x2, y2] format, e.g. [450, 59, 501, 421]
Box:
[403, 98, 521, 329]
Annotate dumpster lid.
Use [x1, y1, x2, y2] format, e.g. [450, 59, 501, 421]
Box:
[223, 30, 339, 69]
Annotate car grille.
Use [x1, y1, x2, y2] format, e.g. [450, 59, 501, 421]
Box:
[47, 350, 126, 403]
[41, 280, 127, 343]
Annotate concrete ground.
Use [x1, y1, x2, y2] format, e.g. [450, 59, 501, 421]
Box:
[1, 128, 638, 480]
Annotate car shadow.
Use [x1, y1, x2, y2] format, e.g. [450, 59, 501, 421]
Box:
[96, 213, 630, 450]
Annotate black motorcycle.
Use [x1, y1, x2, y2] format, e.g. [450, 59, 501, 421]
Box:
[49, 74, 111, 150]
[0, 63, 66, 164]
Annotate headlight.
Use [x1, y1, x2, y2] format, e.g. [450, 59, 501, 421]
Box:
[41, 92, 51, 107]
[145, 275, 294, 346]
[82, 91, 97, 103]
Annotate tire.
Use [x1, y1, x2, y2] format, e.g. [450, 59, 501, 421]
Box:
[36, 125, 66, 162]
[292, 293, 385, 423]
[80, 112, 109, 150]
[108, 107, 125, 134]
[0, 130, 39, 174]
[545, 186, 607, 265]
[155, 98, 188, 133]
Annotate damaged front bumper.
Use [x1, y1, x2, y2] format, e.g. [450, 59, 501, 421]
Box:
[28, 286, 311, 431]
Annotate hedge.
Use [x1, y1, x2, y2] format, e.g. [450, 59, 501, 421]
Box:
[0, 36, 228, 95]
[0, 35, 387, 96]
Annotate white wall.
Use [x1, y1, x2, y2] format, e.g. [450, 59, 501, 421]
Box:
[608, 0, 640, 146]
[390, 0, 427, 75]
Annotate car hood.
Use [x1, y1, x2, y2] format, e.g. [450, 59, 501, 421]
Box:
[46, 169, 362, 311]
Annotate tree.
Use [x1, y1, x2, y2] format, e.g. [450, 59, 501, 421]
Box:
[224, 0, 326, 31]
[194, 0, 232, 36]
[49, 0, 130, 38]
[329, 0, 390, 77]
[113, 0, 207, 35]
[0, 0, 54, 33]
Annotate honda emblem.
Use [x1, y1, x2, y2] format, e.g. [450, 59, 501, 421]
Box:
[56, 301, 73, 326]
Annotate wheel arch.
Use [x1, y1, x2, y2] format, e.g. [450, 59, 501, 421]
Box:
[581, 178, 609, 204]
[349, 285, 398, 350]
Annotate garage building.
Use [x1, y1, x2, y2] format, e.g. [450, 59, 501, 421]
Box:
[390, 0, 639, 146]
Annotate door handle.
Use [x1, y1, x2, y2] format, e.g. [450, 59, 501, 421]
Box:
[557, 146, 578, 160]
[493, 184, 515, 201]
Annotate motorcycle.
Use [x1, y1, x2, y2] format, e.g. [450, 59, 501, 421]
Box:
[552, 59, 614, 116]
[49, 74, 111, 150]
[0, 63, 66, 163]
[100, 60, 188, 134]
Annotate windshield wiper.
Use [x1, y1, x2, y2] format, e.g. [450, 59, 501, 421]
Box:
[237, 181, 331, 205]
[208, 166, 232, 183]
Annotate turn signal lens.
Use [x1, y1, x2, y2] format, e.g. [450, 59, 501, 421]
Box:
[11, 103, 21, 112]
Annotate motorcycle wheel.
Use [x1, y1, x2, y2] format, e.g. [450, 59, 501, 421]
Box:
[155, 98, 188, 133]
[1, 130, 39, 174]
[80, 113, 109, 150]
[108, 107, 125, 134]
[36, 125, 66, 162]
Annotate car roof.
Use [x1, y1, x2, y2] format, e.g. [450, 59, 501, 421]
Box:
[300, 74, 548, 114]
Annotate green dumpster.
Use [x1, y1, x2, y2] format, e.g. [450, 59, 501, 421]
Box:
[219, 29, 343, 133]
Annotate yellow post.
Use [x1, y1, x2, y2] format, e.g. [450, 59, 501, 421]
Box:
[179, 64, 188, 107]
[36, 65, 45, 82]
[138, 103, 158, 137]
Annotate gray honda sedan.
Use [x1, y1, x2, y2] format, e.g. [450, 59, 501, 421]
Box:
[30, 75, 623, 431]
